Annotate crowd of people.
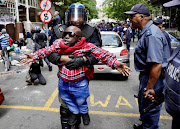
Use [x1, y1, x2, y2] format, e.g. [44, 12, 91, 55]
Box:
[0, 2, 179, 129]
[97, 21, 143, 52]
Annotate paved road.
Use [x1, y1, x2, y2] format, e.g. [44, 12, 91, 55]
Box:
[0, 39, 172, 129]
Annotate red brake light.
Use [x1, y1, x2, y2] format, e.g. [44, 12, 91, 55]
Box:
[120, 49, 128, 56]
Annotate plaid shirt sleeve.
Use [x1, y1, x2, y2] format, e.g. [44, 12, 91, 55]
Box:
[88, 43, 119, 69]
[32, 39, 63, 62]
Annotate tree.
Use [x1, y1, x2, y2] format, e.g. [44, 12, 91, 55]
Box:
[102, 0, 158, 21]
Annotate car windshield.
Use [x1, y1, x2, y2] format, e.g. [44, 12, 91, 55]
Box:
[101, 34, 122, 47]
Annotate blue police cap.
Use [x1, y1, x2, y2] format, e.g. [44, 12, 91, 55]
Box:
[126, 23, 130, 26]
[153, 18, 163, 25]
[124, 3, 150, 16]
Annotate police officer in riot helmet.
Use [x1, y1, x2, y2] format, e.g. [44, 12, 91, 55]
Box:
[47, 3, 101, 129]
[54, 3, 101, 46]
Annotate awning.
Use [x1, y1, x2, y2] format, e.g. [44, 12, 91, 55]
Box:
[163, 0, 180, 7]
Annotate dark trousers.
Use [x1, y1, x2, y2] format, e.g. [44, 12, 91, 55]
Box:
[138, 73, 165, 129]
[31, 73, 46, 85]
[126, 42, 130, 52]
[172, 117, 180, 129]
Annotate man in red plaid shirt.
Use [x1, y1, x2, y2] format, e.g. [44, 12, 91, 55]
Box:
[21, 26, 132, 127]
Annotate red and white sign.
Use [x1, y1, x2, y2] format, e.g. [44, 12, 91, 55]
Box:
[40, 10, 52, 23]
[39, 0, 52, 11]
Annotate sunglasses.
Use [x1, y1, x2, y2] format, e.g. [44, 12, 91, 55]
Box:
[63, 32, 79, 37]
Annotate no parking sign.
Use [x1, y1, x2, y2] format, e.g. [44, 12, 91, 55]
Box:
[40, 10, 52, 23]
[39, 0, 52, 23]
[39, 0, 52, 11]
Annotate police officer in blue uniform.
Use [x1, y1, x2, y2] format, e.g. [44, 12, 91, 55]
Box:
[153, 18, 171, 54]
[112, 22, 119, 33]
[145, 45, 180, 129]
[47, 3, 102, 129]
[124, 23, 131, 51]
[118, 23, 124, 39]
[164, 45, 180, 129]
[125, 3, 170, 129]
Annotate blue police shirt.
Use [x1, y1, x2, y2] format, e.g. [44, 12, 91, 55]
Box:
[126, 28, 131, 44]
[52, 15, 61, 27]
[113, 25, 119, 32]
[134, 20, 170, 72]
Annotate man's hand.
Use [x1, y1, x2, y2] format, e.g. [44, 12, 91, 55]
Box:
[19, 53, 33, 65]
[117, 62, 132, 76]
[65, 55, 85, 70]
[144, 89, 156, 102]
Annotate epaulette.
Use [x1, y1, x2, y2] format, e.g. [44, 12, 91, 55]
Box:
[145, 29, 152, 36]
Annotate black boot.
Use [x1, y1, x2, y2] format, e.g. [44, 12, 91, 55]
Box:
[81, 113, 90, 126]
[60, 106, 71, 129]
[74, 114, 81, 129]
[68, 113, 78, 125]
[133, 123, 143, 129]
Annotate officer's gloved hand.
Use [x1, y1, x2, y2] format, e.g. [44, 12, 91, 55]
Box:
[65, 55, 85, 70]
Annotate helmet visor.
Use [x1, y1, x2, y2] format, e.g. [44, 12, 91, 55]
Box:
[69, 8, 85, 21]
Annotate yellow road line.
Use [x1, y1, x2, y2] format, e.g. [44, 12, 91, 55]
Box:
[0, 105, 172, 120]
[0, 105, 49, 111]
[44, 87, 58, 108]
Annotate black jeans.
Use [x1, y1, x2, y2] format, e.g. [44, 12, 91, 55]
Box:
[31, 73, 46, 85]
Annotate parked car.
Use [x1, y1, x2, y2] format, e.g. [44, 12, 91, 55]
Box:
[94, 31, 130, 79]
[169, 34, 180, 52]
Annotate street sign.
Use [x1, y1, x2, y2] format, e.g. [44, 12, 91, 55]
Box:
[39, 0, 52, 11]
[40, 10, 52, 23]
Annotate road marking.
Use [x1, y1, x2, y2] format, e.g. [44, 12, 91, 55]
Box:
[0, 105, 172, 120]
[90, 94, 111, 107]
[115, 96, 133, 109]
[135, 98, 138, 106]
[44, 87, 58, 108]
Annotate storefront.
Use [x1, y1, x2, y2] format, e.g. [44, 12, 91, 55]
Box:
[0, 0, 15, 39]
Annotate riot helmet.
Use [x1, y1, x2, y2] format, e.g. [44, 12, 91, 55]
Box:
[65, 3, 88, 27]
[34, 26, 41, 33]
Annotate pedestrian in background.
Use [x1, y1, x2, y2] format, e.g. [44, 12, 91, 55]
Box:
[112, 22, 119, 33]
[50, 11, 61, 45]
[124, 23, 131, 52]
[26, 30, 31, 45]
[0, 29, 10, 71]
[125, 3, 170, 129]
[33, 26, 52, 71]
